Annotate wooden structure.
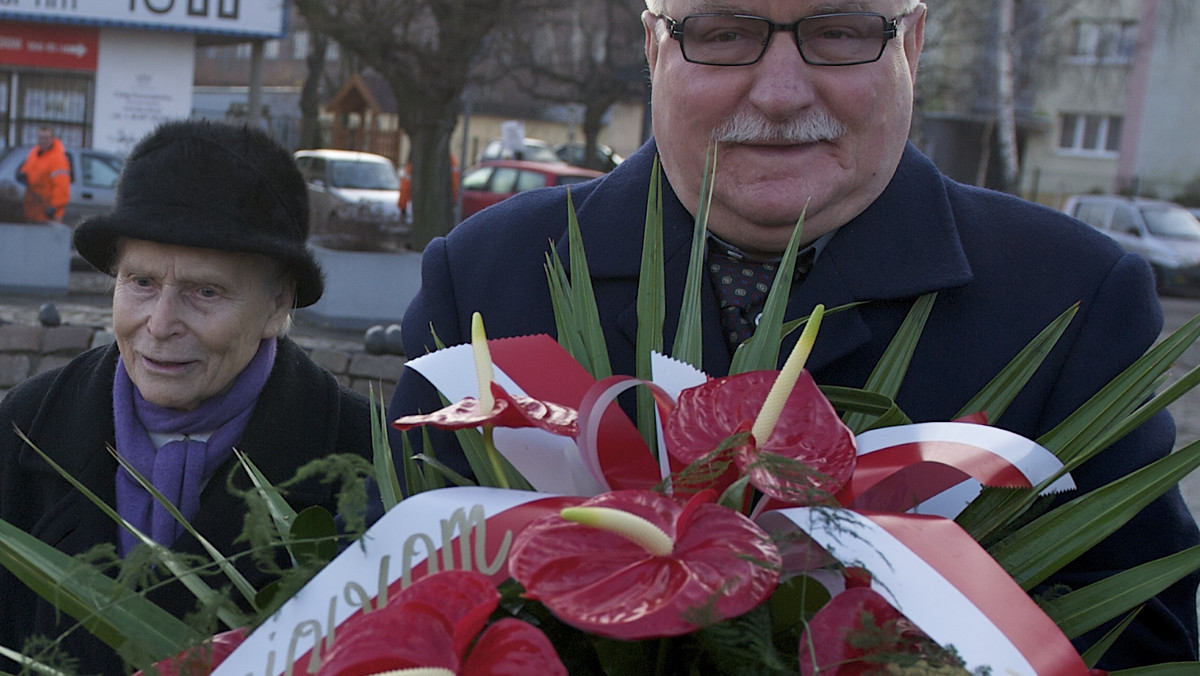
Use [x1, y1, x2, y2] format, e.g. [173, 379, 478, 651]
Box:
[324, 69, 405, 163]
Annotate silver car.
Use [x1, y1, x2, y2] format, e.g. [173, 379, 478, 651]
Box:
[0, 144, 124, 226]
[1063, 194, 1200, 294]
[294, 149, 407, 251]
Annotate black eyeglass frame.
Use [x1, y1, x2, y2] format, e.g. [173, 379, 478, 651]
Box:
[657, 11, 906, 67]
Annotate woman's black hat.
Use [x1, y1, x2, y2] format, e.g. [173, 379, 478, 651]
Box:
[74, 119, 324, 307]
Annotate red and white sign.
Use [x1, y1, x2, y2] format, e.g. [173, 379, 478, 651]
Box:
[0, 21, 97, 71]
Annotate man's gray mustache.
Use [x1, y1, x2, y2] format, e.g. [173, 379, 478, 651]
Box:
[713, 111, 848, 144]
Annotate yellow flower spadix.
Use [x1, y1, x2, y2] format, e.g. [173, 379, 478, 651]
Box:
[561, 506, 674, 557]
[471, 312, 495, 413]
[750, 304, 825, 448]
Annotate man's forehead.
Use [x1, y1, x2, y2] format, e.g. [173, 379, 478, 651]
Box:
[677, 1, 892, 14]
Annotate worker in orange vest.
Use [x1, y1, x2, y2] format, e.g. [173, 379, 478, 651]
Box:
[18, 127, 71, 223]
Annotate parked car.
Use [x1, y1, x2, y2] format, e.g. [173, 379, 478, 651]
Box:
[294, 149, 407, 251]
[476, 137, 563, 165]
[554, 142, 624, 172]
[1062, 194, 1200, 294]
[0, 144, 124, 226]
[459, 159, 604, 219]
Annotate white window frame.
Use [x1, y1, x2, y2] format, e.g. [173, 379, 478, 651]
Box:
[1057, 113, 1123, 157]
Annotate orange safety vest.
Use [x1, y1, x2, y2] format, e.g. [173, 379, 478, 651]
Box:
[19, 140, 71, 223]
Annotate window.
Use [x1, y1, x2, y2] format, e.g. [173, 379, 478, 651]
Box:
[78, 152, 121, 189]
[1073, 202, 1110, 230]
[1110, 205, 1138, 235]
[514, 170, 548, 192]
[293, 31, 309, 58]
[235, 42, 252, 59]
[326, 41, 340, 62]
[1070, 19, 1137, 64]
[1058, 113, 1122, 156]
[264, 39, 280, 59]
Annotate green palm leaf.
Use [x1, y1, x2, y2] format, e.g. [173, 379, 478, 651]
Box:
[13, 428, 241, 628]
[729, 207, 808, 376]
[369, 384, 403, 509]
[958, 312, 1200, 541]
[954, 303, 1079, 423]
[0, 517, 199, 666]
[671, 142, 717, 371]
[1042, 544, 1200, 640]
[841, 293, 936, 434]
[988, 437, 1200, 589]
[635, 158, 666, 452]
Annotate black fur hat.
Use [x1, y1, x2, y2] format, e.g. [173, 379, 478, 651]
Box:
[74, 119, 324, 307]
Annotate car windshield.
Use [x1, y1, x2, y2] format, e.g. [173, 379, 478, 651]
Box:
[1142, 206, 1200, 240]
[330, 160, 399, 190]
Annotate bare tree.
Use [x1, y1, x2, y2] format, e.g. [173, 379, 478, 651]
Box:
[294, 0, 544, 248]
[488, 0, 647, 170]
[298, 29, 330, 150]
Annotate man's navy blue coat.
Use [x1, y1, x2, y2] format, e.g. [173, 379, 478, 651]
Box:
[390, 140, 1200, 668]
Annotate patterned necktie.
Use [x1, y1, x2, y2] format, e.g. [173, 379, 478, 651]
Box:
[708, 245, 816, 348]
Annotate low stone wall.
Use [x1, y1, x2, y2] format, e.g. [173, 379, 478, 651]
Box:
[0, 322, 406, 406]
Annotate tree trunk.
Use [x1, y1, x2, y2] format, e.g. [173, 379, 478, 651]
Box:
[299, 31, 329, 149]
[994, 0, 1021, 193]
[407, 118, 458, 250]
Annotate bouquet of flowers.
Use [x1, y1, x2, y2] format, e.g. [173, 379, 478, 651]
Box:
[4, 159, 1200, 676]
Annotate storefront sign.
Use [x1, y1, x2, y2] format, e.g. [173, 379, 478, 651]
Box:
[0, 20, 97, 71]
[0, 0, 286, 38]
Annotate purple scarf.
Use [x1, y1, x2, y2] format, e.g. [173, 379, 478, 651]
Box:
[112, 338, 277, 555]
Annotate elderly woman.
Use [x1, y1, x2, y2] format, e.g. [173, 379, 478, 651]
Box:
[0, 121, 371, 675]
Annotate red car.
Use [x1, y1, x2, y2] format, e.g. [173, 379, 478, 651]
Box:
[459, 159, 604, 219]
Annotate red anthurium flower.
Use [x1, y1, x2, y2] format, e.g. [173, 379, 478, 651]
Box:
[392, 381, 578, 438]
[798, 587, 956, 676]
[665, 369, 856, 502]
[316, 570, 565, 676]
[133, 627, 248, 676]
[507, 489, 781, 640]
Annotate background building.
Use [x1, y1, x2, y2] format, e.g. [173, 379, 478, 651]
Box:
[0, 2, 288, 155]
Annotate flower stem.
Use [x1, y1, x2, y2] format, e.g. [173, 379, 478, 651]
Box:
[560, 506, 674, 556]
[483, 425, 510, 490]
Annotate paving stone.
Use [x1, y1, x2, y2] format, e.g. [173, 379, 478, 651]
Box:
[41, 324, 94, 354]
[309, 349, 351, 375]
[0, 354, 32, 387]
[0, 324, 41, 352]
[347, 353, 406, 381]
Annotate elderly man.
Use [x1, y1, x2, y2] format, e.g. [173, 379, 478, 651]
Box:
[389, 1, 1199, 668]
[17, 126, 71, 223]
[0, 120, 371, 675]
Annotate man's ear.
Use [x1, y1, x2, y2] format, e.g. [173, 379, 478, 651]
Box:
[643, 10, 661, 73]
[905, 3, 927, 83]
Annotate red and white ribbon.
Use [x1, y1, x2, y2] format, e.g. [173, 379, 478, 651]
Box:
[840, 422, 1075, 518]
[758, 507, 1090, 676]
[211, 487, 578, 676]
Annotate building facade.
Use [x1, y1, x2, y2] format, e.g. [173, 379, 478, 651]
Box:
[918, 0, 1200, 209]
[0, 2, 288, 155]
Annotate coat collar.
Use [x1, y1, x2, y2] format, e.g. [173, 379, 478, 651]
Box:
[560, 140, 973, 376]
[17, 338, 342, 556]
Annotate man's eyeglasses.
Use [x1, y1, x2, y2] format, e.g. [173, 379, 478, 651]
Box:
[657, 12, 905, 67]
